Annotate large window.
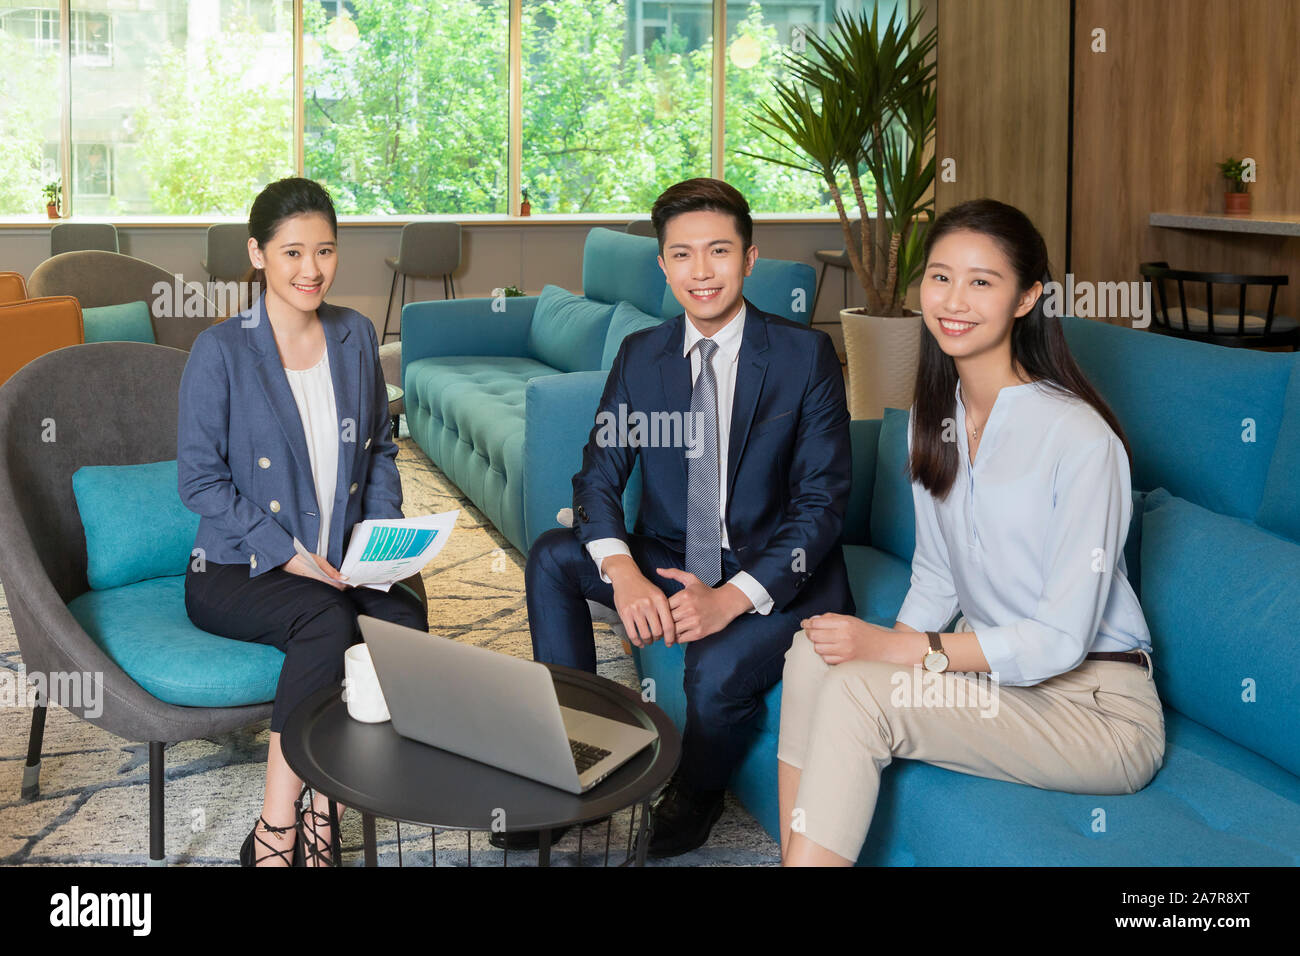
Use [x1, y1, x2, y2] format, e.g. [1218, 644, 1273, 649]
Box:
[727, 0, 892, 214]
[521, 0, 712, 214]
[304, 0, 510, 215]
[2, 0, 908, 217]
[0, 1, 61, 215]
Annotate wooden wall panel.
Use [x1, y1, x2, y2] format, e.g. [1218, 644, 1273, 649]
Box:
[1072, 0, 1300, 328]
[934, 0, 1071, 277]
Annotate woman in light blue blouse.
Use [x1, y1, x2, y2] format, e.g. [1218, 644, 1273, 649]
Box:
[778, 199, 1163, 866]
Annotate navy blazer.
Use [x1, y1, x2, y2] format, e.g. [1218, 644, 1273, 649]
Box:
[572, 298, 854, 614]
[177, 293, 402, 578]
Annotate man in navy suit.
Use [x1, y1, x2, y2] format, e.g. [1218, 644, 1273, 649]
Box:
[523, 178, 855, 857]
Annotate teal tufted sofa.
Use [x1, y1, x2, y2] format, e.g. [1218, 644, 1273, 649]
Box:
[526, 314, 1300, 864]
[399, 227, 817, 553]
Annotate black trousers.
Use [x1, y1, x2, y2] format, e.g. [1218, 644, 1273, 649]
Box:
[184, 561, 429, 733]
[526, 528, 853, 791]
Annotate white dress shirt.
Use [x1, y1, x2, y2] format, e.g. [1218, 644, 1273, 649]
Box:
[283, 349, 339, 558]
[894, 379, 1152, 685]
[586, 302, 776, 614]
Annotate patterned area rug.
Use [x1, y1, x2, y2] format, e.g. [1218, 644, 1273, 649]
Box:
[0, 421, 780, 866]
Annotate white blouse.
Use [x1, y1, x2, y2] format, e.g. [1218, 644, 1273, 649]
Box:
[283, 349, 339, 558]
[895, 379, 1153, 686]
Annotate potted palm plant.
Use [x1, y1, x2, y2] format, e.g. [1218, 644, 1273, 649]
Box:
[1217, 158, 1253, 215]
[741, 8, 936, 417]
[43, 180, 62, 219]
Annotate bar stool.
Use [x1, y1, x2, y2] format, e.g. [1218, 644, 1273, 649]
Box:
[50, 222, 119, 256]
[202, 224, 251, 283]
[383, 222, 461, 342]
[202, 224, 254, 316]
[811, 248, 852, 318]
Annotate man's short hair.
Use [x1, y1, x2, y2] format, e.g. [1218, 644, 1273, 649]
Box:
[651, 178, 753, 254]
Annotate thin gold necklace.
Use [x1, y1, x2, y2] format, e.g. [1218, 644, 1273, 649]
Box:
[960, 386, 987, 440]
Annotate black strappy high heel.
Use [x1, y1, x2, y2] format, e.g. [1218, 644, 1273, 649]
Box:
[297, 786, 341, 867]
[240, 813, 304, 867]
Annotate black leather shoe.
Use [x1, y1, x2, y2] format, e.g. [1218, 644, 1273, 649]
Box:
[646, 775, 725, 859]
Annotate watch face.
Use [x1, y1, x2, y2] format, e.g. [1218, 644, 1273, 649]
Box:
[923, 651, 948, 673]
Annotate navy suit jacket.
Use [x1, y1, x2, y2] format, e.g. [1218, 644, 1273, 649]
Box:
[177, 293, 402, 578]
[572, 298, 854, 615]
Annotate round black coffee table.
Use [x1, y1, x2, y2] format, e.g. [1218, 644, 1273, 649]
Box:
[281, 663, 680, 866]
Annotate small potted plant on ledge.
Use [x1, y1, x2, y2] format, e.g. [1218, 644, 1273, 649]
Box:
[43, 180, 62, 219]
[520, 187, 531, 217]
[1217, 158, 1254, 215]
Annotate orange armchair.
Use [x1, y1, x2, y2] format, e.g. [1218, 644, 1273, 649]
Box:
[0, 296, 84, 387]
[0, 272, 28, 305]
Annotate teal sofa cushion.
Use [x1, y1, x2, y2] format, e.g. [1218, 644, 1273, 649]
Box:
[1061, 315, 1291, 520]
[842, 543, 913, 629]
[527, 285, 614, 374]
[405, 354, 563, 551]
[868, 407, 914, 562]
[1140, 487, 1300, 777]
[1255, 365, 1300, 541]
[81, 300, 155, 344]
[601, 301, 663, 370]
[72, 460, 199, 590]
[67, 575, 282, 707]
[582, 228, 667, 316]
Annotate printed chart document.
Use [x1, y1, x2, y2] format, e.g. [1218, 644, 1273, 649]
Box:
[292, 510, 459, 591]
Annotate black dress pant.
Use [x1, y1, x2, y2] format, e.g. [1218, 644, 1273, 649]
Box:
[526, 528, 854, 791]
[184, 561, 429, 733]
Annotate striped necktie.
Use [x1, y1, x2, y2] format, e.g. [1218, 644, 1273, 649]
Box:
[685, 337, 722, 586]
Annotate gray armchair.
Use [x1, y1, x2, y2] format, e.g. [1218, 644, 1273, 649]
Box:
[28, 251, 215, 351]
[0, 342, 426, 863]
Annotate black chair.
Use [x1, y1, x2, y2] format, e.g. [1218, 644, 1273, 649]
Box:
[1139, 261, 1296, 351]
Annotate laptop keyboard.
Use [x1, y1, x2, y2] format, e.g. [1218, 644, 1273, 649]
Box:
[569, 739, 612, 774]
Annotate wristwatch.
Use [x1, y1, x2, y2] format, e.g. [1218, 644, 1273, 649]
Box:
[923, 631, 949, 673]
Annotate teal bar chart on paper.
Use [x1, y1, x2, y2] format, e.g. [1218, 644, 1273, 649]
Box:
[360, 527, 438, 562]
[294, 510, 460, 592]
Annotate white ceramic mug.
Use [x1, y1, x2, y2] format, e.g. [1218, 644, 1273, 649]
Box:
[343, 643, 391, 723]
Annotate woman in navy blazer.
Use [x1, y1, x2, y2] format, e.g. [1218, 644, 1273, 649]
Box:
[178, 178, 428, 866]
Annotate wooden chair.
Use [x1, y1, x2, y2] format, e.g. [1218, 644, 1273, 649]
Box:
[1140, 261, 1296, 351]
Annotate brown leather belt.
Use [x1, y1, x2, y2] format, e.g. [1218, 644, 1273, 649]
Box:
[1085, 651, 1148, 666]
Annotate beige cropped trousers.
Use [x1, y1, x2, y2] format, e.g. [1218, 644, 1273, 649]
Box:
[777, 623, 1165, 862]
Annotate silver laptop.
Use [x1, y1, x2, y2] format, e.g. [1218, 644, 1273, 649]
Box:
[358, 615, 658, 794]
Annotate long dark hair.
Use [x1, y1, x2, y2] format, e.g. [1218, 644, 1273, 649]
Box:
[908, 198, 1132, 499]
[232, 177, 338, 317]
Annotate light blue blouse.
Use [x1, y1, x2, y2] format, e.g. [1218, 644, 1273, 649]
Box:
[894, 379, 1153, 686]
